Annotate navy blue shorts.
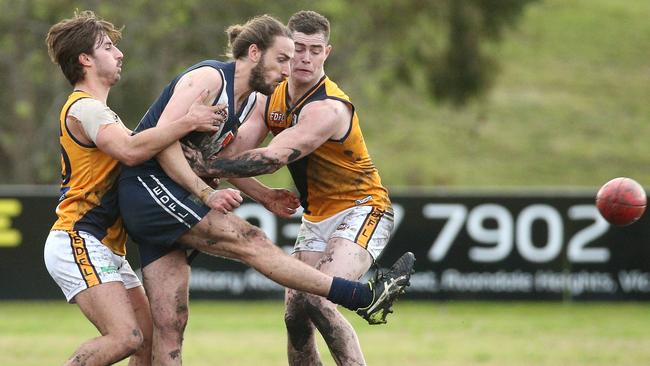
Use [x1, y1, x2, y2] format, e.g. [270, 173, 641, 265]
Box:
[118, 173, 210, 267]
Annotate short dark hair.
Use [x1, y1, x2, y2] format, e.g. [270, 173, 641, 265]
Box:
[288, 10, 330, 42]
[226, 14, 292, 59]
[46, 10, 122, 85]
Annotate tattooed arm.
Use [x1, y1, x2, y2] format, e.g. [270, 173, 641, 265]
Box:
[155, 67, 242, 211]
[182, 92, 270, 176]
[195, 99, 352, 178]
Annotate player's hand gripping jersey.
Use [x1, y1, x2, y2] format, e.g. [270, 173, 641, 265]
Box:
[121, 60, 257, 179]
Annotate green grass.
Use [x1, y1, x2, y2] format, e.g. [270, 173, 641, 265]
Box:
[1, 301, 650, 365]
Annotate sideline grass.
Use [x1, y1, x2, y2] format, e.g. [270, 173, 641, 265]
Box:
[1, 301, 649, 365]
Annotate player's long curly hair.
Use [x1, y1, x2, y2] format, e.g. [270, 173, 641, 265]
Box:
[46, 10, 122, 86]
[226, 15, 291, 60]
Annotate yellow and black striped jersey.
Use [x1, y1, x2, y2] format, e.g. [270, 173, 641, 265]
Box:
[265, 76, 391, 222]
[51, 91, 127, 255]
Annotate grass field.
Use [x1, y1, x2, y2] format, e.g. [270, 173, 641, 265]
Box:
[1, 300, 649, 365]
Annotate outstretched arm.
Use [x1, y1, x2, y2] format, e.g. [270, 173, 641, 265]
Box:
[201, 93, 299, 217]
[84, 90, 223, 166]
[182, 92, 270, 176]
[192, 99, 351, 178]
[229, 177, 300, 218]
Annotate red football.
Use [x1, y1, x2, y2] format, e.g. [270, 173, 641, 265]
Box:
[596, 177, 646, 226]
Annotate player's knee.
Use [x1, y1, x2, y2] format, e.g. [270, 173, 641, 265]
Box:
[114, 328, 144, 357]
[127, 328, 145, 352]
[153, 305, 188, 336]
[236, 225, 276, 261]
[243, 225, 270, 245]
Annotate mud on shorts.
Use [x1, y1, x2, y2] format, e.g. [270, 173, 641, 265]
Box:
[118, 173, 210, 268]
[43, 230, 141, 303]
[294, 205, 394, 260]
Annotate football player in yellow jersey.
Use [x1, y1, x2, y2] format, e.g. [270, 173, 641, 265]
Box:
[184, 11, 412, 365]
[44, 11, 225, 366]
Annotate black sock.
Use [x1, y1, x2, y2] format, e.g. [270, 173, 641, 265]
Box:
[326, 277, 373, 311]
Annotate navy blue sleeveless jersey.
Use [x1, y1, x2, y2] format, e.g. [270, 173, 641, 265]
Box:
[118, 60, 257, 266]
[121, 60, 257, 178]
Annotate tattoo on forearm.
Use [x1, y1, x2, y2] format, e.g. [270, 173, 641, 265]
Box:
[287, 149, 301, 163]
[182, 143, 208, 176]
[207, 148, 301, 177]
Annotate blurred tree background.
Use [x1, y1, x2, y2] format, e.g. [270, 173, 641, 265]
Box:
[1, 0, 648, 189]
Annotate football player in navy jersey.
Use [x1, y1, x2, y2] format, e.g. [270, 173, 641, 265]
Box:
[118, 14, 412, 365]
[181, 11, 412, 366]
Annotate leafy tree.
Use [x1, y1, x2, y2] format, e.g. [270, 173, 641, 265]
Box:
[0, 0, 535, 183]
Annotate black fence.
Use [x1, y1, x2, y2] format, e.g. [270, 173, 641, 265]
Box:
[1, 186, 649, 300]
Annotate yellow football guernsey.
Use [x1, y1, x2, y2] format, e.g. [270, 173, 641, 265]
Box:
[265, 76, 391, 222]
[51, 91, 127, 255]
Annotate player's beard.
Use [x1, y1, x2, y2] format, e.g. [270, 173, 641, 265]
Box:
[248, 56, 275, 95]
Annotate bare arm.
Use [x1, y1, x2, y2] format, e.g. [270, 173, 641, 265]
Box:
[182, 92, 276, 199]
[229, 177, 300, 218]
[192, 99, 351, 178]
[213, 94, 275, 203]
[94, 90, 224, 166]
[155, 67, 242, 209]
[180, 94, 269, 175]
[228, 177, 269, 201]
[185, 93, 299, 216]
